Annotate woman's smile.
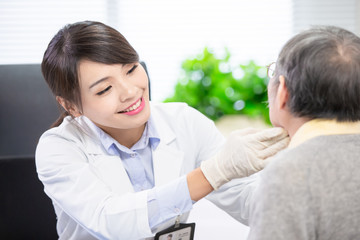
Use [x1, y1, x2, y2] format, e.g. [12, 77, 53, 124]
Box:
[118, 97, 145, 116]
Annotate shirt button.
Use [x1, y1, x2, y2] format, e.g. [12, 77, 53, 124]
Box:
[174, 207, 180, 214]
[130, 153, 136, 158]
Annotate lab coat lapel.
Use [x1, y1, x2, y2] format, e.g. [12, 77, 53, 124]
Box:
[151, 105, 184, 187]
[153, 144, 184, 186]
[77, 117, 134, 192]
[91, 155, 134, 193]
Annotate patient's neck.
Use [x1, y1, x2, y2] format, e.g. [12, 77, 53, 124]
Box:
[284, 117, 309, 139]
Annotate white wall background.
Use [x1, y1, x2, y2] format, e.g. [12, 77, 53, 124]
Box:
[292, 0, 360, 35]
[1, 0, 358, 102]
[0, 0, 108, 64]
[116, 0, 292, 102]
[0, 0, 292, 103]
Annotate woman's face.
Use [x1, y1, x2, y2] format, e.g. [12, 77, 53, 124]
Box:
[76, 60, 150, 132]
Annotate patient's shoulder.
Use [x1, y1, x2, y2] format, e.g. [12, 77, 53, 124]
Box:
[261, 144, 313, 186]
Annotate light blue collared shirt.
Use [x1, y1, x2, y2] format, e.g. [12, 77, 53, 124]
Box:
[83, 116, 193, 230]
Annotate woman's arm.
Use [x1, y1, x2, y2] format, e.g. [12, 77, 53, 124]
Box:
[187, 167, 214, 201]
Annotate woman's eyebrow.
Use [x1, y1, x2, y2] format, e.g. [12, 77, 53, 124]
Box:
[89, 77, 109, 89]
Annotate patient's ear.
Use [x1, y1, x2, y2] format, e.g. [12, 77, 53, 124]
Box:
[276, 75, 289, 110]
[56, 96, 81, 117]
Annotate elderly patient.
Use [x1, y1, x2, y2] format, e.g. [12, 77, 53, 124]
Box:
[248, 26, 360, 240]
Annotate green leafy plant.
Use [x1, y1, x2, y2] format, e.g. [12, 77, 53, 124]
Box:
[164, 47, 271, 124]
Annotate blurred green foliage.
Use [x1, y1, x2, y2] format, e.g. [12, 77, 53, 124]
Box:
[164, 47, 271, 124]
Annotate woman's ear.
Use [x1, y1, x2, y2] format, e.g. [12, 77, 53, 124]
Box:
[276, 75, 289, 110]
[56, 96, 81, 117]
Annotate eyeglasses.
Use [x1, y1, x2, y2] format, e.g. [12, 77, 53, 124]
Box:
[266, 62, 276, 79]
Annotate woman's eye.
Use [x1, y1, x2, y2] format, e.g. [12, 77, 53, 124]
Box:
[96, 86, 112, 95]
[127, 64, 138, 75]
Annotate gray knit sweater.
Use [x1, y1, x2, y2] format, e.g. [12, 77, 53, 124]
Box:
[248, 134, 360, 240]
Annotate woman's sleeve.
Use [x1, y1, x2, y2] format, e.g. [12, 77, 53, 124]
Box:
[147, 176, 193, 232]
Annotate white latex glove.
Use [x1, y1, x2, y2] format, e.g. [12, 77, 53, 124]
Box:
[201, 127, 289, 190]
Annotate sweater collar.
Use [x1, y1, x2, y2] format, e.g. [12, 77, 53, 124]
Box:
[289, 119, 360, 148]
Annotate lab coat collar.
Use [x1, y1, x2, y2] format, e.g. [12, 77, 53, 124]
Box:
[150, 103, 176, 145]
[72, 116, 105, 155]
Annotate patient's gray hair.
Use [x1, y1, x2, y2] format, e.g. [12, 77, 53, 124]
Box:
[273, 25, 360, 121]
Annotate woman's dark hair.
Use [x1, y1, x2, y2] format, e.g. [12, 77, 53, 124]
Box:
[273, 25, 360, 121]
[41, 21, 139, 127]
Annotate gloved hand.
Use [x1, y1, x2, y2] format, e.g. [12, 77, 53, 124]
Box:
[200, 127, 289, 190]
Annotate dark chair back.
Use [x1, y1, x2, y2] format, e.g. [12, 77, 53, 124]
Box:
[0, 64, 59, 157]
[140, 61, 151, 100]
[0, 64, 58, 238]
[0, 156, 58, 239]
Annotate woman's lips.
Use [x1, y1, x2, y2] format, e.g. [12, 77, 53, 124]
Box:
[118, 98, 145, 116]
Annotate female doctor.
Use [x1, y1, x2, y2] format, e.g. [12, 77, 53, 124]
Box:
[36, 20, 289, 240]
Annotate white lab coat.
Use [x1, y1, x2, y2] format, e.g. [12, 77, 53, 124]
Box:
[36, 102, 258, 240]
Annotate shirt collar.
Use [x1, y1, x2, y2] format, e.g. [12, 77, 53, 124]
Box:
[145, 115, 161, 150]
[289, 119, 360, 148]
[79, 115, 160, 154]
[130, 115, 160, 151]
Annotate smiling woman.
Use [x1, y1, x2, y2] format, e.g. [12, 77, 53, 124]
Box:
[36, 20, 289, 240]
[73, 60, 150, 147]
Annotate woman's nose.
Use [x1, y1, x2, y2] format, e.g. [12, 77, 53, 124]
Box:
[118, 81, 136, 102]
